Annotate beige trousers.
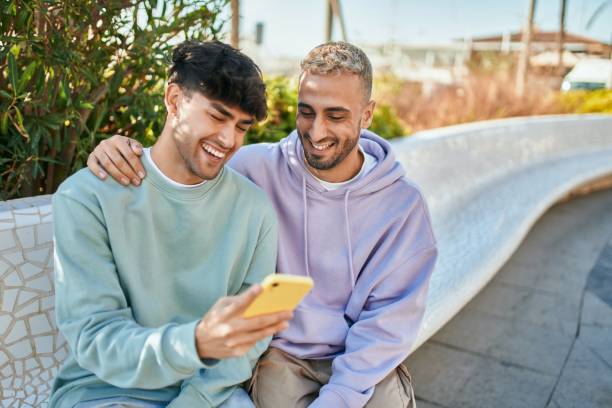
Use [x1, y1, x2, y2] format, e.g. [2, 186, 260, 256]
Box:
[249, 347, 416, 408]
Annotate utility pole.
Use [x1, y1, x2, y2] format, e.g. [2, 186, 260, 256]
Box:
[609, 32, 612, 89]
[231, 0, 239, 48]
[557, 0, 567, 74]
[325, 0, 348, 42]
[516, 0, 537, 97]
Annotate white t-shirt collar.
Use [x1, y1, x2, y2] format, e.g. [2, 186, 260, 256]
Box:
[310, 145, 378, 191]
[144, 148, 207, 189]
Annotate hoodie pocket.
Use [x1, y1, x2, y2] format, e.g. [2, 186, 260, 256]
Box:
[281, 302, 350, 348]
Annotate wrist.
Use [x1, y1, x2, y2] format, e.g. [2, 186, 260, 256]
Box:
[194, 319, 220, 367]
[162, 321, 212, 374]
[195, 319, 208, 358]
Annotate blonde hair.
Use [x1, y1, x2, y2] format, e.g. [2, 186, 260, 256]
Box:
[300, 41, 373, 101]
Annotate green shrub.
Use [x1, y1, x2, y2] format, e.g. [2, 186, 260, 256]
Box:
[369, 103, 410, 139]
[246, 76, 298, 144]
[0, 0, 227, 200]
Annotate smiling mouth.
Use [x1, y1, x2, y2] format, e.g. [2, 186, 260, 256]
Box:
[202, 142, 227, 161]
[309, 139, 334, 152]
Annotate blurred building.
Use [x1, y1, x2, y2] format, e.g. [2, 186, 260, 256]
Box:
[470, 29, 611, 71]
[470, 30, 611, 57]
[239, 20, 611, 94]
[361, 43, 469, 86]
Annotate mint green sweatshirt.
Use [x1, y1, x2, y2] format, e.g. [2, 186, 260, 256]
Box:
[49, 153, 278, 408]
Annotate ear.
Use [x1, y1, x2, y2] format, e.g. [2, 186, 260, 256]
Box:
[164, 83, 182, 118]
[361, 100, 376, 129]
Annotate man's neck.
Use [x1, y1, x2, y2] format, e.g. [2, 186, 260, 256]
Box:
[151, 130, 205, 185]
[306, 146, 364, 183]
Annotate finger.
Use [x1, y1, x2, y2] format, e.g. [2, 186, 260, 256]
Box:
[116, 138, 146, 180]
[129, 139, 144, 156]
[222, 284, 262, 317]
[100, 151, 131, 186]
[214, 311, 290, 340]
[87, 153, 107, 180]
[231, 344, 255, 357]
[109, 134, 131, 144]
[103, 143, 141, 185]
[91, 148, 116, 179]
[235, 310, 293, 332]
[225, 321, 289, 348]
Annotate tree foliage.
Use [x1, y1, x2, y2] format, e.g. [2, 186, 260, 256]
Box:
[0, 0, 227, 199]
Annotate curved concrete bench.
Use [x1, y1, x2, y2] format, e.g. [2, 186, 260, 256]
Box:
[394, 114, 612, 352]
[0, 114, 611, 406]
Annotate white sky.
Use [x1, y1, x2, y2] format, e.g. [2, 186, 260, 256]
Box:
[219, 0, 612, 57]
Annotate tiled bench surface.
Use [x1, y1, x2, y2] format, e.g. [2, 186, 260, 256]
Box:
[1, 114, 611, 407]
[1, 197, 68, 407]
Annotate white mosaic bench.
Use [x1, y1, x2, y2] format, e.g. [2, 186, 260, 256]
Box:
[0, 196, 67, 407]
[1, 114, 611, 407]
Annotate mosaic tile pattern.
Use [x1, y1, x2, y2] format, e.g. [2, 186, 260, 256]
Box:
[0, 195, 66, 408]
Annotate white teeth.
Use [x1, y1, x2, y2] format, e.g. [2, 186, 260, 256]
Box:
[312, 142, 332, 151]
[202, 143, 226, 159]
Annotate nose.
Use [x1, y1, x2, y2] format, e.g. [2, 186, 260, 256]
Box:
[218, 124, 236, 150]
[309, 115, 327, 143]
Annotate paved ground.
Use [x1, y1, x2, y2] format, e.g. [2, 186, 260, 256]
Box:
[405, 188, 612, 408]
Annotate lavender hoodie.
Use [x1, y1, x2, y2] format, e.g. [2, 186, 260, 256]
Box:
[229, 130, 437, 407]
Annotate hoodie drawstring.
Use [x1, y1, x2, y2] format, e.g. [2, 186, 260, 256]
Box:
[302, 177, 356, 287]
[344, 190, 356, 288]
[302, 178, 311, 278]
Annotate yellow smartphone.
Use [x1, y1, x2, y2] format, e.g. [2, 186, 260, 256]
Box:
[243, 274, 314, 318]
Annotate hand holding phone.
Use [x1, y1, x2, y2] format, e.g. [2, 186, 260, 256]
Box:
[243, 274, 314, 318]
[195, 284, 292, 360]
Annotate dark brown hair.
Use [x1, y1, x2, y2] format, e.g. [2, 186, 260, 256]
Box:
[169, 40, 267, 121]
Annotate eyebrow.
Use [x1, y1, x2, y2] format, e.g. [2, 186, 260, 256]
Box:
[324, 107, 350, 114]
[297, 102, 314, 111]
[211, 102, 234, 119]
[211, 101, 254, 125]
[298, 102, 350, 114]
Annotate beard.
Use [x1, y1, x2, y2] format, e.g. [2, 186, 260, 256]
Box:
[298, 123, 361, 171]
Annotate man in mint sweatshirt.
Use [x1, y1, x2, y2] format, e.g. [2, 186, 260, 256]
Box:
[87, 42, 438, 407]
[50, 40, 293, 408]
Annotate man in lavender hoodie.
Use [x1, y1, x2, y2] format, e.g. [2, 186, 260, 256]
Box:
[87, 42, 437, 407]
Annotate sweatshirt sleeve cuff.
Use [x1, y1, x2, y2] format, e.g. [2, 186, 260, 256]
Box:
[163, 320, 219, 374]
[309, 389, 350, 408]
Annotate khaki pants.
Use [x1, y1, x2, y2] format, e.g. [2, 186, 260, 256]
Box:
[249, 347, 416, 408]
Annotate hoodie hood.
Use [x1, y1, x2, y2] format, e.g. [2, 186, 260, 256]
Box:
[280, 129, 406, 198]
